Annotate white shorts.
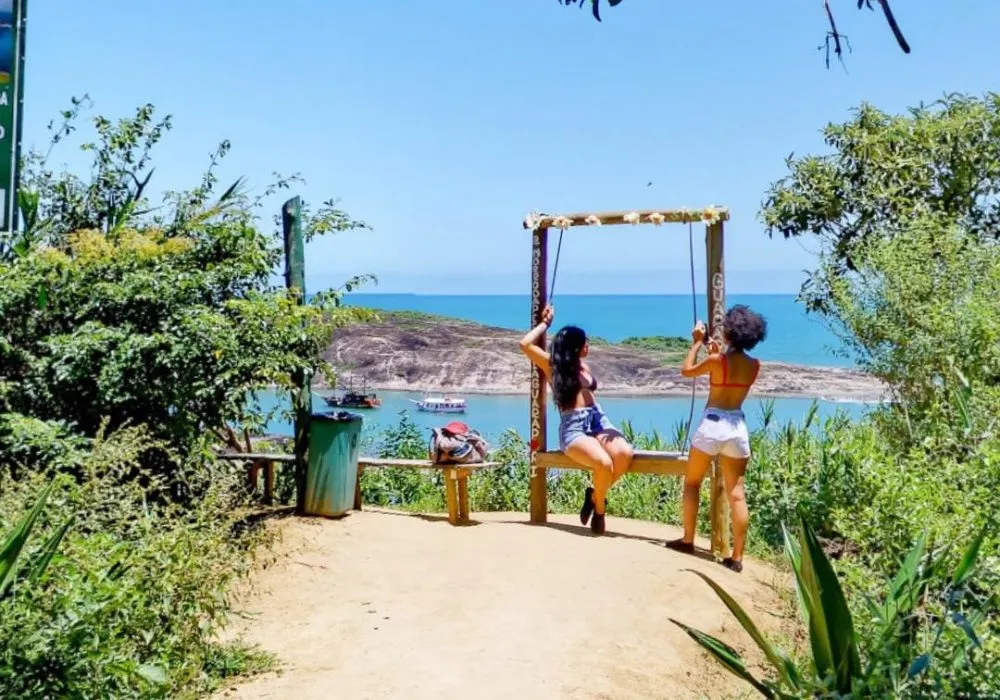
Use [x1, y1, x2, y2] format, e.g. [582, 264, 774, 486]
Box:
[690, 408, 751, 459]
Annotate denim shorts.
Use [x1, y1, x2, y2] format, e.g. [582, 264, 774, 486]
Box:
[690, 407, 751, 459]
[558, 403, 615, 451]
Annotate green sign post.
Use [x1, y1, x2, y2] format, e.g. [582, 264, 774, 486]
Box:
[0, 0, 25, 233]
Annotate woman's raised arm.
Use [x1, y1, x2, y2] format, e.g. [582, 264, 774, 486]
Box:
[680, 321, 721, 378]
[519, 304, 553, 376]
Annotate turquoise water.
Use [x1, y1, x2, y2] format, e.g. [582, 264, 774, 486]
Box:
[257, 389, 868, 446]
[344, 293, 850, 368]
[258, 293, 865, 441]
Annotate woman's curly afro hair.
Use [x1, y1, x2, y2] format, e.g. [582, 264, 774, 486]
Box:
[723, 305, 767, 352]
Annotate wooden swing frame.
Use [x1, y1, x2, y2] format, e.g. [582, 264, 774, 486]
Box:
[522, 208, 731, 557]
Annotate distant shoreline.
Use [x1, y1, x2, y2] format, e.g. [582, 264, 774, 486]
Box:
[311, 384, 884, 405]
[319, 311, 886, 403]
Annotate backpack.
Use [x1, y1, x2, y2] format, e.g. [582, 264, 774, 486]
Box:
[428, 421, 489, 465]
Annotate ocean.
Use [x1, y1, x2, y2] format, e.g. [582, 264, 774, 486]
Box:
[256, 389, 867, 450]
[343, 293, 849, 367]
[257, 294, 868, 444]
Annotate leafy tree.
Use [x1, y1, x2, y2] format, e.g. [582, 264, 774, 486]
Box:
[558, 0, 910, 65]
[0, 96, 373, 478]
[761, 93, 1000, 449]
[761, 93, 1000, 312]
[826, 217, 1000, 435]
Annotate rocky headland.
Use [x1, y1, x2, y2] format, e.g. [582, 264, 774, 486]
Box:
[319, 311, 885, 402]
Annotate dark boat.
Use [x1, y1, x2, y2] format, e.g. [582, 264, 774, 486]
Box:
[322, 377, 382, 410]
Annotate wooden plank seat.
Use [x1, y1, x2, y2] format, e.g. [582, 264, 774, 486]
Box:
[354, 458, 503, 525]
[531, 449, 729, 557]
[216, 451, 295, 506]
[533, 449, 688, 476]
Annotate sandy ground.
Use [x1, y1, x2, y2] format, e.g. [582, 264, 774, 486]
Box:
[215, 511, 793, 700]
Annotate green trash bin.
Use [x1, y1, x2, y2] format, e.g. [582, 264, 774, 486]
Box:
[304, 411, 363, 517]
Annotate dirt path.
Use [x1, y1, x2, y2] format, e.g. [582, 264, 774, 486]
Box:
[216, 511, 792, 700]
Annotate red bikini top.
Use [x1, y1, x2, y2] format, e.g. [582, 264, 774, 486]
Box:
[710, 354, 760, 389]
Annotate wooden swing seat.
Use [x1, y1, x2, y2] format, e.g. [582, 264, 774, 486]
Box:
[533, 449, 688, 476]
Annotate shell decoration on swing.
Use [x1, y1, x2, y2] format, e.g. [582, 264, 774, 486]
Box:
[522, 206, 729, 231]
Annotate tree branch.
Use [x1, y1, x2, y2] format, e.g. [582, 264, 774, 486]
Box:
[875, 0, 910, 54]
[562, 0, 911, 65]
[823, 0, 847, 69]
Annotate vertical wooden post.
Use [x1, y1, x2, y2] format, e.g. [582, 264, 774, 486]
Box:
[457, 470, 470, 523]
[529, 226, 549, 524]
[283, 196, 311, 515]
[248, 459, 260, 495]
[445, 468, 460, 525]
[705, 220, 731, 560]
[353, 465, 364, 510]
[264, 460, 275, 506]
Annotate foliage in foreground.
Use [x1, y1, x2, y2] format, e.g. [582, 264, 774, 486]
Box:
[0, 98, 373, 698]
[0, 426, 274, 698]
[0, 478, 69, 602]
[673, 515, 989, 699]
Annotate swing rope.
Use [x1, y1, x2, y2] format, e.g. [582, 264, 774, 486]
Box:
[549, 227, 565, 300]
[683, 221, 698, 454]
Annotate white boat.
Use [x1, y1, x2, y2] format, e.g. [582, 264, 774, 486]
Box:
[411, 395, 467, 414]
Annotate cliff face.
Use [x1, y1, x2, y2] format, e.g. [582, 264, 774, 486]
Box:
[320, 312, 885, 401]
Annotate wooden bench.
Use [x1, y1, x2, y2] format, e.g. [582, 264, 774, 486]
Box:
[531, 449, 730, 558]
[218, 449, 504, 525]
[354, 458, 503, 525]
[215, 451, 295, 506]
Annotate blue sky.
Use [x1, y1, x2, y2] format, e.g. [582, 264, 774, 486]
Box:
[22, 1, 1000, 295]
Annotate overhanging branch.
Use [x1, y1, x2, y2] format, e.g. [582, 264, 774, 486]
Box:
[559, 0, 911, 66]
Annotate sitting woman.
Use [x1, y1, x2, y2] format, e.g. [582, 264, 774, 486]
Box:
[666, 305, 767, 572]
[519, 304, 634, 535]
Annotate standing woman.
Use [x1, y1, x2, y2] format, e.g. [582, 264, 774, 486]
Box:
[519, 304, 634, 535]
[667, 305, 767, 572]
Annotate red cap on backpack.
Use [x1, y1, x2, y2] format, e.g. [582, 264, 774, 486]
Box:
[443, 421, 469, 435]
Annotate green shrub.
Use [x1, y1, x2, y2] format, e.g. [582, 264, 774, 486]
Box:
[0, 426, 272, 699]
[0, 98, 372, 487]
[673, 515, 992, 699]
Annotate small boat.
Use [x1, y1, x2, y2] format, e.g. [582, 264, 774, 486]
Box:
[323, 377, 382, 410]
[410, 395, 467, 414]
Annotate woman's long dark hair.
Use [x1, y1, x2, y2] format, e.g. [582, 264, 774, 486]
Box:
[550, 325, 587, 411]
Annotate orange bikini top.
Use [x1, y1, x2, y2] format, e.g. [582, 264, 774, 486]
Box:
[710, 354, 760, 389]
